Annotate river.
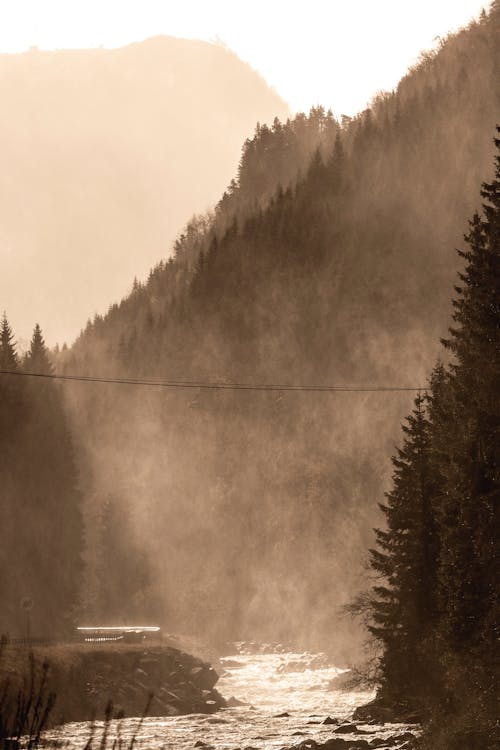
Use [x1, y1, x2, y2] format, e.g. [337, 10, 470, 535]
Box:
[41, 646, 418, 749]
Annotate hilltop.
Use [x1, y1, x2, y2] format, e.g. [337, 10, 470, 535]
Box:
[0, 36, 288, 343]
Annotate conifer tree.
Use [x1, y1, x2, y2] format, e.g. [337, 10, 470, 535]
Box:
[365, 129, 499, 743]
[437, 128, 500, 650]
[368, 394, 439, 706]
[23, 323, 54, 374]
[0, 313, 18, 371]
[0, 314, 23, 636]
[0, 322, 84, 636]
[22, 325, 84, 636]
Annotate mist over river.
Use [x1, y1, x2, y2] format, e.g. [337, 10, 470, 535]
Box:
[40, 647, 419, 749]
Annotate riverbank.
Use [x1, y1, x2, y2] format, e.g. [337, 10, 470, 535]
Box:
[36, 647, 423, 750]
[0, 640, 225, 728]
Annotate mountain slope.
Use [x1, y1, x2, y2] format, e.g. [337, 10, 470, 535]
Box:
[63, 7, 500, 653]
[0, 36, 288, 344]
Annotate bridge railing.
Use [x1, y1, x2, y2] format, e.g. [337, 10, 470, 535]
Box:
[1, 628, 162, 647]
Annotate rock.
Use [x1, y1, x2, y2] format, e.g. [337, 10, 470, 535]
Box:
[159, 687, 182, 703]
[368, 740, 387, 748]
[194, 742, 213, 748]
[151, 695, 173, 712]
[169, 669, 183, 682]
[322, 740, 357, 750]
[353, 701, 395, 723]
[165, 704, 181, 716]
[221, 659, 245, 668]
[386, 734, 416, 748]
[226, 695, 247, 707]
[322, 716, 339, 725]
[353, 699, 421, 725]
[190, 665, 219, 690]
[274, 711, 291, 717]
[334, 724, 359, 733]
[139, 656, 159, 666]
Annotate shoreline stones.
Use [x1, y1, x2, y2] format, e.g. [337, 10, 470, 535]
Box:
[29, 644, 226, 728]
[288, 727, 418, 750]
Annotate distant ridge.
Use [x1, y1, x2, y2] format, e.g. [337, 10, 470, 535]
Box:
[0, 35, 289, 343]
[61, 7, 500, 651]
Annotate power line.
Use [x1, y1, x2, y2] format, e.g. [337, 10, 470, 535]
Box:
[0, 369, 427, 393]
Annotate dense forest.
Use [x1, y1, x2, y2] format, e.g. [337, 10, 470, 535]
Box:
[0, 0, 498, 679]
[362, 131, 499, 750]
[0, 319, 83, 638]
[53, 4, 500, 654]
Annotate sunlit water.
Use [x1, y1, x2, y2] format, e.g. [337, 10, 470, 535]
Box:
[41, 648, 418, 749]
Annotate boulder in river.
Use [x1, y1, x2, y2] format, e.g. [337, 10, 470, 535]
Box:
[190, 665, 219, 690]
[353, 698, 421, 724]
[321, 739, 368, 750]
[226, 695, 247, 707]
[334, 724, 360, 733]
[221, 659, 245, 668]
[384, 733, 417, 748]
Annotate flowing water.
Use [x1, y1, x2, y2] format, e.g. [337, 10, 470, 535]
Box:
[41, 647, 418, 749]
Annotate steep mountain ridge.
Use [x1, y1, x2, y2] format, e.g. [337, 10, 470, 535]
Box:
[62, 7, 500, 653]
[0, 36, 288, 344]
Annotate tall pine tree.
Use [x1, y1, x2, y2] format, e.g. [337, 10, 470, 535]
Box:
[368, 394, 439, 710]
[0, 320, 84, 637]
[365, 128, 499, 746]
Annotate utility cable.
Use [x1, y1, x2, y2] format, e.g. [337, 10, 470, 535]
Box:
[0, 369, 427, 393]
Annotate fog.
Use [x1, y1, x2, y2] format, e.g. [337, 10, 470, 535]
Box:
[1, 6, 499, 664]
[0, 37, 288, 344]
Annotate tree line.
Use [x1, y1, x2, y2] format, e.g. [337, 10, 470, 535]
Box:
[364, 130, 499, 750]
[0, 321, 83, 637]
[59, 5, 499, 649]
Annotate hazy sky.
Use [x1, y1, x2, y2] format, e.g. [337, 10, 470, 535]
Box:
[0, 0, 489, 115]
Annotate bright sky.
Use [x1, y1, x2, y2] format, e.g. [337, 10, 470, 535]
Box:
[0, 0, 490, 116]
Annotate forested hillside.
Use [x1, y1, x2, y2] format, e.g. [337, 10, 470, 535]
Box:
[0, 36, 288, 344]
[361, 130, 499, 750]
[0, 319, 83, 638]
[58, 6, 500, 653]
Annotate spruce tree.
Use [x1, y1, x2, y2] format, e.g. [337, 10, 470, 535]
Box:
[365, 130, 499, 745]
[368, 394, 439, 708]
[438, 128, 500, 650]
[22, 325, 84, 636]
[23, 324, 54, 374]
[0, 313, 18, 371]
[1, 323, 85, 637]
[0, 314, 23, 636]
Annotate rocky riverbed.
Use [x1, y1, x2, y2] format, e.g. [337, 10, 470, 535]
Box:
[40, 646, 419, 749]
[2, 641, 225, 729]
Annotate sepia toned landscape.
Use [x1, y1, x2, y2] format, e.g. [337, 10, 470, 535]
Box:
[0, 2, 498, 750]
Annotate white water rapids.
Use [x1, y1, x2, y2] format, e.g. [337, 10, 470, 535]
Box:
[41, 648, 418, 749]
